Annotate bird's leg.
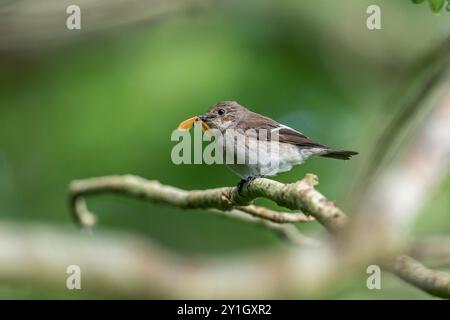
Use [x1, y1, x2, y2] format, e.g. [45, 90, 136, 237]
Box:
[237, 178, 247, 195]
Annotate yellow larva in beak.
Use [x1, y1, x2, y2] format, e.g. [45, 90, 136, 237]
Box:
[177, 116, 209, 131]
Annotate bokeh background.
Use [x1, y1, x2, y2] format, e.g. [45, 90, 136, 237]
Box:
[0, 0, 449, 298]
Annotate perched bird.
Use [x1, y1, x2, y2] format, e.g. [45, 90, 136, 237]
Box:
[197, 101, 358, 191]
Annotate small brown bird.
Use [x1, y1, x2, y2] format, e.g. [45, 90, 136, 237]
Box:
[198, 101, 358, 190]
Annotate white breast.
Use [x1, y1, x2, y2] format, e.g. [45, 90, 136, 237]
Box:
[217, 131, 325, 178]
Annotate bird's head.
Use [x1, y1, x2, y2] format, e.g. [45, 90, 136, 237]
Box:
[199, 101, 247, 131]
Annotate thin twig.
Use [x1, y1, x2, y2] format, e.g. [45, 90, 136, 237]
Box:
[208, 208, 319, 246]
[393, 255, 450, 298]
[235, 205, 314, 223]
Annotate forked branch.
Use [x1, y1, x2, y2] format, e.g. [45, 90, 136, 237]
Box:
[69, 173, 343, 232]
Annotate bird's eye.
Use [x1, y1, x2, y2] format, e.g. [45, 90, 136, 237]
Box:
[218, 108, 226, 115]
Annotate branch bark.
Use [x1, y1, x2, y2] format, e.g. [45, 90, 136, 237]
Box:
[69, 173, 344, 233]
[393, 255, 450, 298]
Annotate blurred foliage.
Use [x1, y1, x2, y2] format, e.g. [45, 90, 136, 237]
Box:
[0, 0, 449, 298]
[411, 0, 450, 12]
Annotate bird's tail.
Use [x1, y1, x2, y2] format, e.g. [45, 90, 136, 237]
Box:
[321, 149, 358, 160]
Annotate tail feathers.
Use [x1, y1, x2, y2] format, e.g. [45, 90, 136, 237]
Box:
[321, 149, 358, 160]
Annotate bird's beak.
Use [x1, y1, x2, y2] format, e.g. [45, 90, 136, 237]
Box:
[199, 114, 211, 121]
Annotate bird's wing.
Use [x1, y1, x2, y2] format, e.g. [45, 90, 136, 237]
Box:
[238, 112, 326, 148]
[275, 125, 327, 148]
[236, 112, 280, 131]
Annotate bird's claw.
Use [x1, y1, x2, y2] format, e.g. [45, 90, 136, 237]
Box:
[237, 175, 264, 195]
[237, 179, 246, 195]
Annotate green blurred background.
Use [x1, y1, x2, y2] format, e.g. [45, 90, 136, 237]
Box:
[0, 0, 449, 298]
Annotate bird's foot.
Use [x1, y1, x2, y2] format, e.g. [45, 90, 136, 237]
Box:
[237, 179, 247, 195]
[237, 175, 265, 195]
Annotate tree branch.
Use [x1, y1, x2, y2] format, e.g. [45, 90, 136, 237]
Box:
[68, 175, 320, 246]
[69, 173, 344, 233]
[209, 208, 319, 247]
[0, 0, 212, 52]
[0, 223, 350, 299]
[393, 255, 450, 298]
[235, 205, 314, 224]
